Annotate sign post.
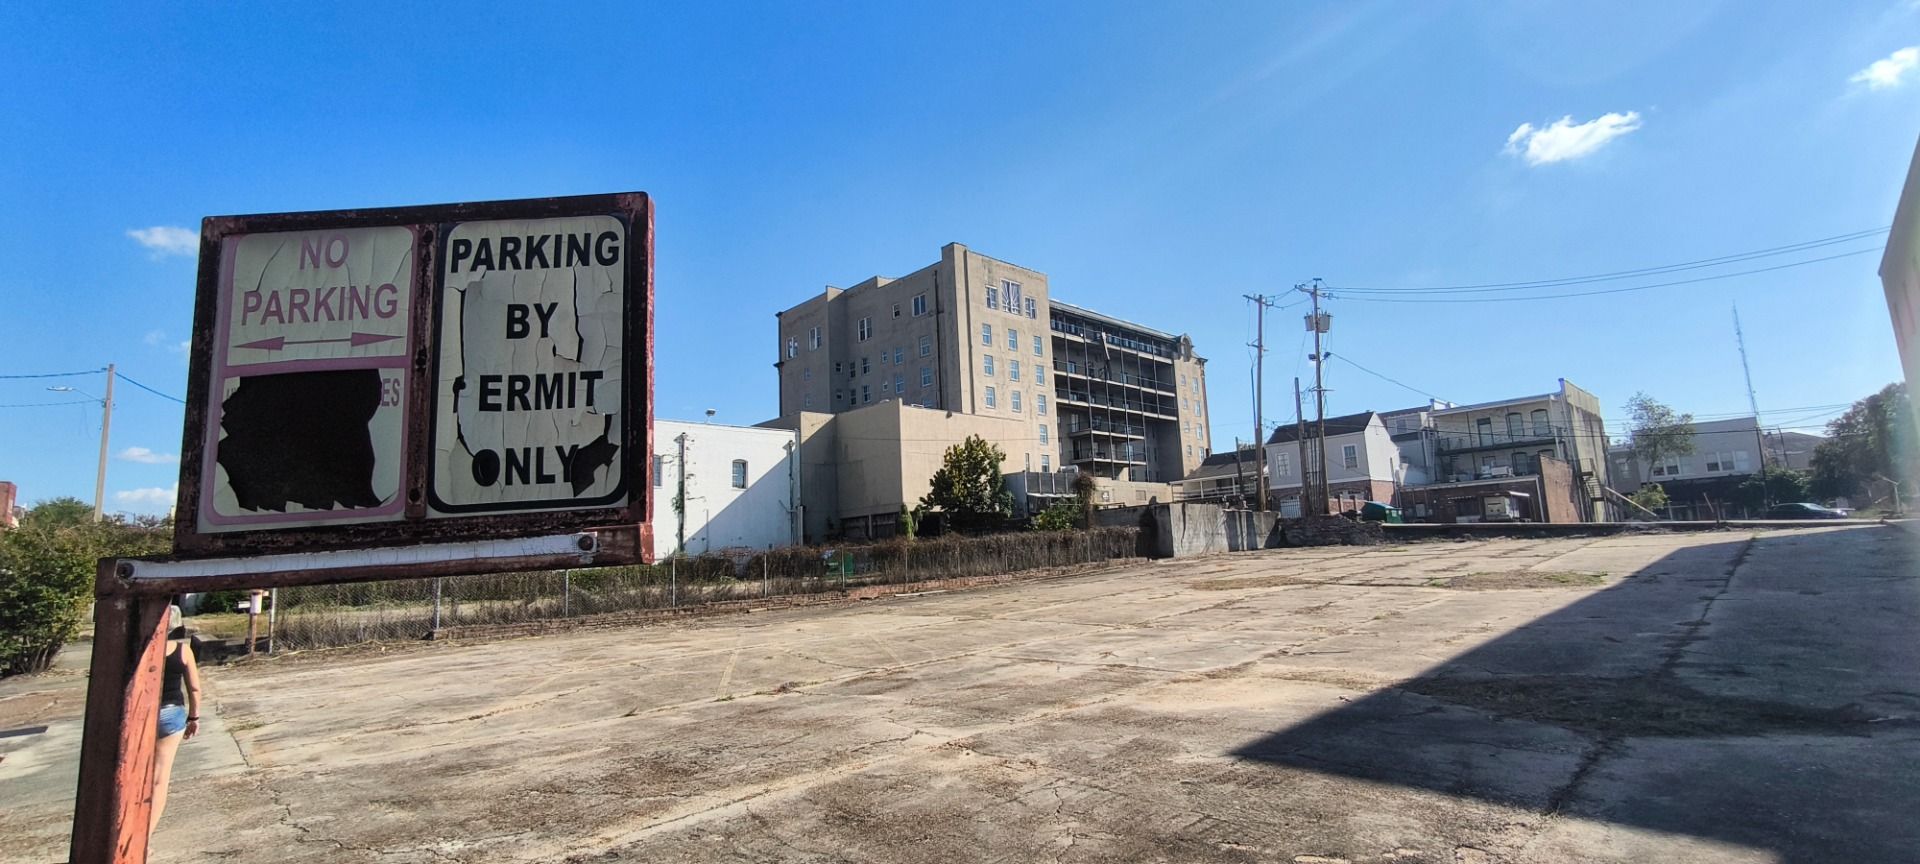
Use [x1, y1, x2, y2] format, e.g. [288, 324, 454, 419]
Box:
[71, 193, 654, 864]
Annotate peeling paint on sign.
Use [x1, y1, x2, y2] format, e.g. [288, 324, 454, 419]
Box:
[429, 216, 628, 513]
[199, 227, 414, 532]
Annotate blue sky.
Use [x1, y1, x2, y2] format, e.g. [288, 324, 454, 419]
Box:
[1, 1, 1915, 515]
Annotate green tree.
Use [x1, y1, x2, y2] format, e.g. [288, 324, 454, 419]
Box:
[1031, 503, 1080, 531]
[1810, 383, 1916, 500]
[920, 435, 1013, 532]
[1624, 393, 1694, 480]
[23, 496, 93, 528]
[1627, 483, 1669, 516]
[1735, 467, 1812, 510]
[1071, 470, 1099, 528]
[0, 517, 167, 676]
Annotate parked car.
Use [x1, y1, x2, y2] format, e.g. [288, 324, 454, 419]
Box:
[1763, 502, 1847, 520]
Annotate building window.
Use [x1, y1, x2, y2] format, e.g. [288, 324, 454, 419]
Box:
[1008, 328, 1019, 351]
[861, 357, 871, 374]
[1039, 424, 1049, 444]
[981, 323, 993, 346]
[921, 366, 933, 387]
[1012, 391, 1022, 412]
[803, 367, 811, 381]
[1036, 395, 1047, 414]
[984, 355, 995, 376]
[804, 393, 812, 408]
[653, 455, 664, 486]
[809, 327, 822, 350]
[879, 351, 888, 366]
[1512, 452, 1531, 474]
[1476, 417, 1493, 441]
[1004, 280, 1022, 311]
[918, 335, 931, 357]
[892, 303, 901, 318]
[1277, 451, 1291, 476]
[787, 338, 798, 358]
[1041, 454, 1051, 471]
[913, 294, 927, 316]
[1343, 444, 1358, 469]
[1506, 412, 1524, 437]
[1032, 335, 1042, 356]
[985, 386, 997, 409]
[1530, 408, 1549, 435]
[1035, 366, 1045, 385]
[731, 459, 748, 489]
[1009, 359, 1021, 381]
[862, 384, 871, 403]
[986, 284, 999, 310]
[1187, 444, 1193, 457]
[1025, 298, 1036, 319]
[834, 361, 842, 374]
[893, 373, 904, 394]
[834, 388, 843, 403]
[893, 347, 903, 365]
[858, 317, 872, 341]
[1180, 374, 1187, 389]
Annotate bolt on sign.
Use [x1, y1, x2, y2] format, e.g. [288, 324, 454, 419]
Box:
[174, 193, 652, 558]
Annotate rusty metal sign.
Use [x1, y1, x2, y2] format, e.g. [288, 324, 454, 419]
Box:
[173, 193, 653, 562]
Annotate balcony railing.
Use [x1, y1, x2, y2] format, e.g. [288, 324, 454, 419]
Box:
[1049, 320, 1174, 359]
[1063, 417, 1146, 437]
[1056, 389, 1175, 416]
[1434, 426, 1563, 453]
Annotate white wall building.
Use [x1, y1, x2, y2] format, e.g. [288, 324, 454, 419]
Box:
[1265, 412, 1404, 516]
[652, 419, 801, 561]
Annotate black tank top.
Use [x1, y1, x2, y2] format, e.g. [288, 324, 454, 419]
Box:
[160, 644, 188, 707]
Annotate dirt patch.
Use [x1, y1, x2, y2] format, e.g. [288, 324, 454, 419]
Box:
[1402, 674, 1881, 737]
[1191, 574, 1319, 591]
[1424, 571, 1605, 590]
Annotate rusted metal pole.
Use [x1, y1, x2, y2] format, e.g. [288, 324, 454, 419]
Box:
[71, 563, 168, 864]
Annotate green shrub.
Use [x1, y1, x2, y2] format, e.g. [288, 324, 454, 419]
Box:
[0, 506, 168, 676]
[1031, 503, 1081, 532]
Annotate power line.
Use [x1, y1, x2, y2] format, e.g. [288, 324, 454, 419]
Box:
[115, 371, 185, 404]
[1336, 227, 1889, 295]
[0, 368, 106, 379]
[1328, 354, 1447, 404]
[0, 399, 97, 408]
[1340, 247, 1879, 304]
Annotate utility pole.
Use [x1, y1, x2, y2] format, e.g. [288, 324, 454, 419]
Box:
[1295, 377, 1309, 515]
[94, 364, 115, 522]
[1299, 280, 1332, 516]
[675, 431, 689, 556]
[1732, 305, 1771, 510]
[1245, 294, 1283, 512]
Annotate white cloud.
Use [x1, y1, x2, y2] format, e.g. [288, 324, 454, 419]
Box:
[126, 225, 198, 257]
[113, 486, 177, 507]
[1850, 46, 1919, 90]
[144, 330, 193, 358]
[1502, 111, 1644, 166]
[117, 446, 178, 464]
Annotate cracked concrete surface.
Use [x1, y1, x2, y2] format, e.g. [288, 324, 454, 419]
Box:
[2, 525, 1915, 863]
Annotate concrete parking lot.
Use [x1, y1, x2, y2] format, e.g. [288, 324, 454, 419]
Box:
[3, 524, 1916, 863]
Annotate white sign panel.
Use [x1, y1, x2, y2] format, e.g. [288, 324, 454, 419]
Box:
[429, 215, 628, 514]
[198, 227, 415, 532]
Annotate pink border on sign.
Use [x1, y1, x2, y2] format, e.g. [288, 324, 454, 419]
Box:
[199, 227, 418, 529]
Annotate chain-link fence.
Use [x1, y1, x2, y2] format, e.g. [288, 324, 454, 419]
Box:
[269, 527, 1140, 651]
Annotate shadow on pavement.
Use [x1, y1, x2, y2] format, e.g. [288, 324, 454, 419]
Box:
[1230, 526, 1920, 863]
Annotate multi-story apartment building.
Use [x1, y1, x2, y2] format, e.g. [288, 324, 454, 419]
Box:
[773, 243, 1208, 484]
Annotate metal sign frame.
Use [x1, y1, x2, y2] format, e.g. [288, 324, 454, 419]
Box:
[172, 192, 653, 562]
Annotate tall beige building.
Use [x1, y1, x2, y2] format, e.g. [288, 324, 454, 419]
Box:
[774, 243, 1209, 485]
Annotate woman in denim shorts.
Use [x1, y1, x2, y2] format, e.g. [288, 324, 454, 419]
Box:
[152, 605, 202, 837]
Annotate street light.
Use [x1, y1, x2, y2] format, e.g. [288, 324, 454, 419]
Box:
[47, 364, 114, 522]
